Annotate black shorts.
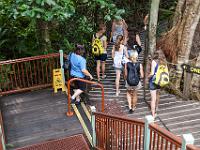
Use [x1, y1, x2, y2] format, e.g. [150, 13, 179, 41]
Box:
[95, 54, 107, 61]
[71, 77, 86, 91]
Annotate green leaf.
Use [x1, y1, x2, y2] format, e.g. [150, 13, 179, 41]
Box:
[104, 15, 111, 21]
[116, 9, 125, 15]
[45, 0, 56, 6]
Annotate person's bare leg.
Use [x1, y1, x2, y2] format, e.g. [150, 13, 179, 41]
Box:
[71, 89, 83, 100]
[127, 91, 132, 110]
[102, 61, 106, 78]
[150, 90, 157, 119]
[96, 60, 101, 81]
[115, 70, 121, 96]
[132, 90, 138, 110]
[156, 90, 160, 111]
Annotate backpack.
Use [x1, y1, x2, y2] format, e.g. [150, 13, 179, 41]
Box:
[153, 64, 169, 87]
[92, 34, 104, 56]
[63, 52, 72, 70]
[127, 62, 140, 86]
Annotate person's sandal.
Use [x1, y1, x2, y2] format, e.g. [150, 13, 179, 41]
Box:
[132, 106, 136, 112]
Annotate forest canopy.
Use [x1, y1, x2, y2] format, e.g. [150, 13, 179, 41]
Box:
[0, 0, 176, 60]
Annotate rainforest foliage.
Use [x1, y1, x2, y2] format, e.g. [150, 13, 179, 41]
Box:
[0, 0, 176, 60]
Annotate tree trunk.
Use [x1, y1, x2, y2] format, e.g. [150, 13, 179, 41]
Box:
[148, 0, 160, 56]
[172, 0, 186, 26]
[190, 54, 200, 100]
[157, 0, 200, 92]
[36, 19, 51, 53]
[175, 0, 200, 89]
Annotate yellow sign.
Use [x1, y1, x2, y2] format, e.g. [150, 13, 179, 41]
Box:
[181, 64, 200, 75]
[53, 69, 65, 93]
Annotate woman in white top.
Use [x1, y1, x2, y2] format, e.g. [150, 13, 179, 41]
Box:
[112, 35, 128, 96]
[92, 24, 107, 82]
[110, 18, 128, 43]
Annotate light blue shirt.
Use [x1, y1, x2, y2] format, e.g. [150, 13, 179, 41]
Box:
[70, 53, 86, 78]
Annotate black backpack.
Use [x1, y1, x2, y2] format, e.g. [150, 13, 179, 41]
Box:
[127, 62, 140, 86]
[63, 52, 72, 70]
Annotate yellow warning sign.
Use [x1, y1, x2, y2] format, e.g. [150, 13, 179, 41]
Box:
[53, 69, 65, 93]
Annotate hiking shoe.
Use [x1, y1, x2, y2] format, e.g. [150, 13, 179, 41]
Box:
[116, 90, 120, 96]
[75, 101, 81, 105]
[71, 98, 76, 104]
[129, 109, 133, 114]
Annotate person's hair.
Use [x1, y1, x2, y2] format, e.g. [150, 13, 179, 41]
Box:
[153, 50, 167, 65]
[129, 50, 138, 62]
[74, 44, 85, 55]
[115, 35, 123, 51]
[98, 23, 106, 31]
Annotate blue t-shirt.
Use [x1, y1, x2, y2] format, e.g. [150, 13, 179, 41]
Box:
[70, 53, 86, 78]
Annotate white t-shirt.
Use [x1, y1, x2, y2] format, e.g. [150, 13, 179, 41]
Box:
[150, 60, 158, 76]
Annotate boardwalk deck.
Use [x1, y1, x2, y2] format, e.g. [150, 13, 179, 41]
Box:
[0, 89, 83, 149]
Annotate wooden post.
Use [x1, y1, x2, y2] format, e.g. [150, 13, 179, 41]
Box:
[144, 115, 154, 150]
[183, 71, 191, 99]
[91, 106, 96, 147]
[181, 134, 194, 150]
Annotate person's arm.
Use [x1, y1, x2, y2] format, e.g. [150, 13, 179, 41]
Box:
[122, 19, 128, 29]
[136, 34, 141, 46]
[82, 69, 93, 80]
[124, 46, 129, 58]
[140, 64, 144, 79]
[112, 46, 115, 59]
[124, 63, 128, 79]
[80, 59, 93, 80]
[148, 60, 156, 78]
[110, 21, 115, 41]
[92, 34, 95, 43]
[103, 36, 107, 50]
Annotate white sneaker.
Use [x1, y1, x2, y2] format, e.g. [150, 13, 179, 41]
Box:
[116, 90, 120, 96]
[102, 75, 107, 79]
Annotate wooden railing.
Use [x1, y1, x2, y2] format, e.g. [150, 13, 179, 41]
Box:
[149, 124, 182, 150]
[0, 53, 60, 95]
[187, 144, 200, 150]
[94, 112, 145, 150]
[93, 113, 200, 150]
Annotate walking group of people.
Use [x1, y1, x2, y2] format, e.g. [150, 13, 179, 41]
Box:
[68, 17, 168, 120]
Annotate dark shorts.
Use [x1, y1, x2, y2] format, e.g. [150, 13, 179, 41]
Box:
[149, 78, 160, 90]
[71, 76, 86, 91]
[95, 54, 107, 61]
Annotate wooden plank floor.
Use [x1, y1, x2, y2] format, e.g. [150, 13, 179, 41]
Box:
[0, 89, 83, 150]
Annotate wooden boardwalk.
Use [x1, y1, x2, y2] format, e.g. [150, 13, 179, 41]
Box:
[0, 89, 83, 149]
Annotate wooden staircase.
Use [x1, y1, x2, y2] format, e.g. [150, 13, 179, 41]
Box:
[88, 31, 200, 147]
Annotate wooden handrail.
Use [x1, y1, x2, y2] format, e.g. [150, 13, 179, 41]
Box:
[66, 78, 105, 116]
[0, 53, 59, 65]
[149, 123, 182, 147]
[187, 144, 200, 150]
[94, 112, 144, 126]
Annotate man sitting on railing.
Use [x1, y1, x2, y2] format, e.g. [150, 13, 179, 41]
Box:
[70, 44, 93, 104]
